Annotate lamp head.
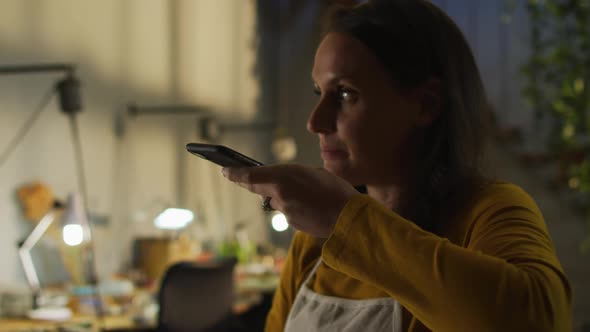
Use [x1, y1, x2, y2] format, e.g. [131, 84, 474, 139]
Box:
[271, 212, 289, 232]
[61, 193, 91, 246]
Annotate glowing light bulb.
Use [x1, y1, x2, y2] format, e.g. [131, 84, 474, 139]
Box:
[63, 224, 84, 246]
[154, 208, 194, 230]
[271, 213, 289, 232]
[272, 136, 297, 162]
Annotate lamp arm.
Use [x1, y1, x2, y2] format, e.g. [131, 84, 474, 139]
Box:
[17, 209, 58, 295]
[0, 63, 81, 169]
[18, 249, 40, 295]
[127, 104, 208, 116]
[0, 64, 74, 75]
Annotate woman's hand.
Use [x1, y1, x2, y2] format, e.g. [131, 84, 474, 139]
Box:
[222, 164, 359, 238]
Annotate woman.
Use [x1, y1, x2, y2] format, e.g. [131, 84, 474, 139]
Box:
[222, 0, 572, 331]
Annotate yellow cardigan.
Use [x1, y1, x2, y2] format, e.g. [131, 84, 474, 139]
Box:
[265, 183, 572, 332]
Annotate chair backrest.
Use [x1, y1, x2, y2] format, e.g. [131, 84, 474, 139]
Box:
[157, 257, 237, 332]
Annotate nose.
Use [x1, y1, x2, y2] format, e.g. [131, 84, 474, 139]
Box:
[306, 98, 337, 134]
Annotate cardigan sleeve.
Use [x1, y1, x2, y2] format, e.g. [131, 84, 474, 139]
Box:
[321, 184, 572, 332]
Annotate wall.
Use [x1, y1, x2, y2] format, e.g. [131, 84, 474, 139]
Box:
[0, 0, 262, 286]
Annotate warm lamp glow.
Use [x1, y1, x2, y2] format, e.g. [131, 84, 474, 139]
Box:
[271, 212, 289, 232]
[154, 208, 194, 230]
[272, 136, 297, 162]
[62, 224, 84, 246]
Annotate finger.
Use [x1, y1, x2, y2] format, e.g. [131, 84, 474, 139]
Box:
[235, 181, 275, 198]
[222, 165, 288, 184]
[232, 180, 283, 211]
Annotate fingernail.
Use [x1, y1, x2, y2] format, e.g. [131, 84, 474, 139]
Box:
[221, 168, 228, 177]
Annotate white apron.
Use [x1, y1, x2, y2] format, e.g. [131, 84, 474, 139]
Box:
[284, 258, 402, 332]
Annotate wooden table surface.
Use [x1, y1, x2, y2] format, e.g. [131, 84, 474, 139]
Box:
[0, 314, 144, 332]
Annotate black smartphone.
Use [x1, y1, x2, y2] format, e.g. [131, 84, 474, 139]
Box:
[186, 143, 263, 167]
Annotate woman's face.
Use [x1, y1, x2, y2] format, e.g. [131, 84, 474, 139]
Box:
[309, 32, 424, 186]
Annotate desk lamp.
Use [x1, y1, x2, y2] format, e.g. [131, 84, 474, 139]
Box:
[0, 63, 102, 321]
[18, 193, 91, 319]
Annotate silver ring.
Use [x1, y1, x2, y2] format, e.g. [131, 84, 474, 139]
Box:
[262, 197, 275, 212]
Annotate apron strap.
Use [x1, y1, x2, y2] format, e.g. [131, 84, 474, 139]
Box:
[301, 257, 323, 289]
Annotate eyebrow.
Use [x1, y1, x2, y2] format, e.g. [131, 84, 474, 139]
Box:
[310, 74, 355, 87]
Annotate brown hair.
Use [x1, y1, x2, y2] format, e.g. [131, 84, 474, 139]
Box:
[324, 0, 491, 231]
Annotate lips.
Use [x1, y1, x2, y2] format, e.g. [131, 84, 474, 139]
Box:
[320, 147, 349, 160]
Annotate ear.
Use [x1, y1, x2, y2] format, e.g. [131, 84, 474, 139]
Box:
[415, 78, 443, 127]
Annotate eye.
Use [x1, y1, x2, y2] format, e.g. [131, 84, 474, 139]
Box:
[336, 86, 358, 103]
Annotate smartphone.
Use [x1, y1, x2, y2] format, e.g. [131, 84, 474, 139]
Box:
[186, 143, 263, 167]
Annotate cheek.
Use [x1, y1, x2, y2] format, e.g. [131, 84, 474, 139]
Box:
[336, 113, 360, 143]
[337, 112, 382, 158]
[339, 109, 412, 167]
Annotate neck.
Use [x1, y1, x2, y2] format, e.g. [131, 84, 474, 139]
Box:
[364, 160, 416, 211]
[366, 184, 404, 211]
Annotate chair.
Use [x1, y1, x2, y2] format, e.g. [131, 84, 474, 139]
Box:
[156, 257, 238, 332]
